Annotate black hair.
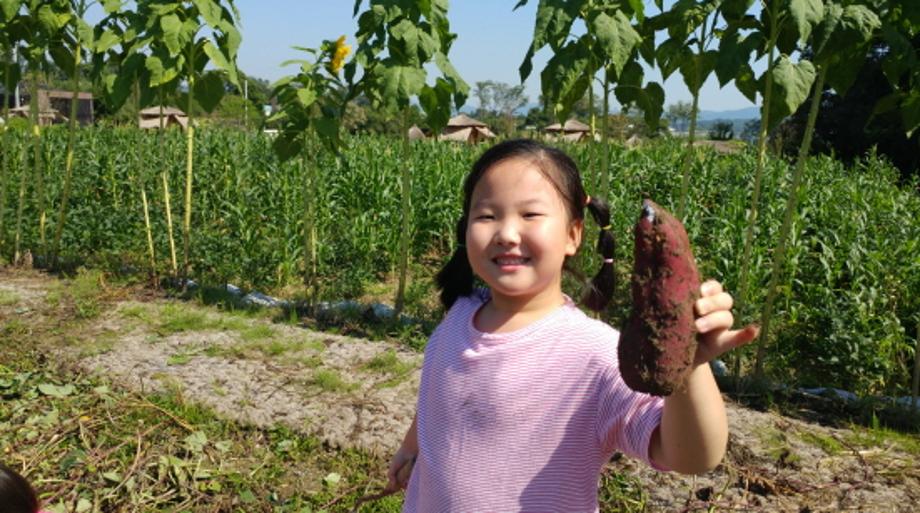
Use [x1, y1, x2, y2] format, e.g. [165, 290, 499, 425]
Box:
[0, 462, 40, 513]
[436, 138, 616, 311]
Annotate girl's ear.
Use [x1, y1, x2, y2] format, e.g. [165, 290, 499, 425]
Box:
[566, 219, 584, 256]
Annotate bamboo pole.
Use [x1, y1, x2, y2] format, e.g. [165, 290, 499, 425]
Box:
[159, 93, 178, 277]
[182, 45, 195, 292]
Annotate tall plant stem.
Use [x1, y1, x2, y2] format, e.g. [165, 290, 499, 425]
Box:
[0, 51, 11, 259]
[600, 72, 610, 200]
[732, 10, 780, 381]
[752, 68, 826, 378]
[677, 91, 700, 219]
[394, 110, 413, 315]
[677, 21, 709, 220]
[301, 146, 317, 300]
[912, 321, 919, 414]
[588, 73, 596, 139]
[182, 47, 195, 291]
[29, 72, 47, 261]
[13, 143, 27, 263]
[51, 31, 83, 268]
[159, 98, 178, 277]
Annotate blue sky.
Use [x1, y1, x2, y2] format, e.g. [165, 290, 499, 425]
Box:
[234, 1, 761, 113]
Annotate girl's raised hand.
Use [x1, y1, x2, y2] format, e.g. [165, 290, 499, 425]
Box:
[692, 280, 760, 366]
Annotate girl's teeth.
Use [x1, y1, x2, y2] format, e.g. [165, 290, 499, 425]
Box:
[496, 257, 526, 265]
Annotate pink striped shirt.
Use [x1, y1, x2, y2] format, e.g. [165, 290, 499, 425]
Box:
[403, 289, 665, 513]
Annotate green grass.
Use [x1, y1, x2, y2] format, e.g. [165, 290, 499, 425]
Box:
[70, 268, 105, 319]
[798, 430, 845, 456]
[845, 423, 920, 455]
[239, 324, 276, 342]
[309, 369, 356, 393]
[364, 350, 415, 375]
[0, 289, 20, 305]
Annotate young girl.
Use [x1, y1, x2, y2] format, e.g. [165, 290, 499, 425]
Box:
[0, 462, 45, 513]
[387, 139, 759, 512]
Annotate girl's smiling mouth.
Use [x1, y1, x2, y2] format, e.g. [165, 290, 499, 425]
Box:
[493, 254, 530, 269]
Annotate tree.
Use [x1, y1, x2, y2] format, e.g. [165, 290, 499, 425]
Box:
[708, 119, 734, 140]
[666, 100, 693, 132]
[473, 80, 527, 133]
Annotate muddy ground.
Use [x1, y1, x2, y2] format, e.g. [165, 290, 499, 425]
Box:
[2, 268, 918, 512]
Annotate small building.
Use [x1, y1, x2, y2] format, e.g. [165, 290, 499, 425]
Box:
[7, 105, 68, 125]
[139, 106, 189, 130]
[544, 119, 595, 142]
[439, 114, 496, 144]
[16, 88, 94, 125]
[408, 124, 426, 141]
[625, 134, 643, 149]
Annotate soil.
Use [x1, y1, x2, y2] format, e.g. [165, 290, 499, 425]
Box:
[2, 267, 917, 512]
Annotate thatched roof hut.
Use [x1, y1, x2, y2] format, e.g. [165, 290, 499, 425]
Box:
[408, 125, 426, 140]
[439, 114, 496, 143]
[139, 106, 189, 130]
[625, 134, 643, 149]
[7, 105, 68, 125]
[544, 119, 595, 142]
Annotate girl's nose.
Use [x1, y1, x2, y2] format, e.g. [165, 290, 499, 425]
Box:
[495, 221, 521, 246]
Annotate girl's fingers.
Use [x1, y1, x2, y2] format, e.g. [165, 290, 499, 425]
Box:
[695, 292, 733, 317]
[695, 310, 733, 333]
[700, 279, 723, 297]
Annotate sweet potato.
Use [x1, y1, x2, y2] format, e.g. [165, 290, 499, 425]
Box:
[618, 199, 700, 396]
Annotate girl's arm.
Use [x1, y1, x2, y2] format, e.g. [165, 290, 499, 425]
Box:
[385, 412, 419, 491]
[648, 280, 759, 474]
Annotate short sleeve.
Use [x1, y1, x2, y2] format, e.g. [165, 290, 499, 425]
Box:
[595, 364, 666, 470]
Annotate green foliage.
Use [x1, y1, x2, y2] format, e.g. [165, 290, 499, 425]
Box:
[350, 0, 469, 134]
[2, 129, 919, 395]
[708, 120, 734, 140]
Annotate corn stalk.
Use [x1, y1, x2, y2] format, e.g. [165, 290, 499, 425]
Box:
[394, 110, 412, 313]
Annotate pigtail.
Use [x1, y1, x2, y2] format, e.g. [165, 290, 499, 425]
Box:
[436, 216, 474, 310]
[581, 196, 616, 312]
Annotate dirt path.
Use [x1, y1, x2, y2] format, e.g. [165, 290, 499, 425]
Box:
[2, 268, 918, 512]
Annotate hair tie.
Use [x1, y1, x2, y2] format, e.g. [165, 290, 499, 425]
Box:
[585, 195, 592, 206]
[603, 258, 614, 264]
[600, 225, 612, 231]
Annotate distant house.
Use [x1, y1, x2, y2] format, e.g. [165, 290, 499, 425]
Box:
[138, 106, 189, 130]
[544, 119, 595, 142]
[6, 105, 68, 125]
[439, 114, 496, 143]
[15, 88, 94, 125]
[408, 124, 426, 141]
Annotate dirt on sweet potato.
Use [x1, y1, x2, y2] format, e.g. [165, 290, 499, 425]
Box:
[618, 199, 701, 396]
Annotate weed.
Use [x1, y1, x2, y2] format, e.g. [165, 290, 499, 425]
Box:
[0, 289, 20, 305]
[71, 268, 105, 319]
[798, 431, 844, 456]
[240, 324, 276, 342]
[598, 466, 648, 512]
[309, 369, 356, 393]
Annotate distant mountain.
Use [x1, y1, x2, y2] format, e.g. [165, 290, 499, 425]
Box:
[697, 106, 759, 121]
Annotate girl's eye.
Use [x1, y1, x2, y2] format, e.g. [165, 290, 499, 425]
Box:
[523, 212, 543, 219]
[475, 214, 494, 220]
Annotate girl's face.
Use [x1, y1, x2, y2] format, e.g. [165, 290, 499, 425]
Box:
[466, 157, 583, 309]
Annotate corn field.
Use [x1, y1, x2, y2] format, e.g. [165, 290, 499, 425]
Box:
[1, 126, 919, 396]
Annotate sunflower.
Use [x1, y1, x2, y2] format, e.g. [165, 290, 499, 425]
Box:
[329, 35, 351, 74]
